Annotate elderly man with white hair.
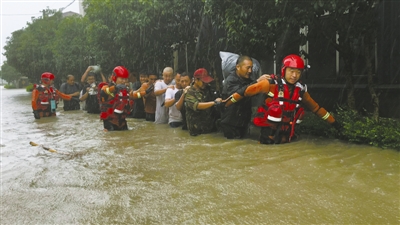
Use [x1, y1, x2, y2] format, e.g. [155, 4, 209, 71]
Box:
[154, 67, 175, 124]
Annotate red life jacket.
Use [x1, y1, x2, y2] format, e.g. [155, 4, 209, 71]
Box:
[126, 98, 134, 115]
[113, 88, 130, 114]
[34, 84, 54, 111]
[98, 82, 111, 119]
[99, 83, 131, 120]
[253, 76, 306, 141]
[49, 86, 59, 104]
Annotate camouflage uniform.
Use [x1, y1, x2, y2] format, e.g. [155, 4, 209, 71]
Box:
[184, 85, 218, 136]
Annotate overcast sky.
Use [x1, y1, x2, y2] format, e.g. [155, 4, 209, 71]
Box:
[0, 0, 81, 67]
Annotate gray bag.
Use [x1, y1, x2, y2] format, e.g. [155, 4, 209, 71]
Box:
[219, 51, 262, 81]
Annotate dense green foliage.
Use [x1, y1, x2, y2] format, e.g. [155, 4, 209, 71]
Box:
[337, 107, 400, 150]
[52, 14, 89, 83]
[204, 0, 309, 60]
[25, 83, 34, 92]
[4, 84, 16, 89]
[3, 9, 64, 84]
[298, 107, 400, 150]
[82, 0, 203, 73]
[1, 62, 22, 84]
[3, 0, 380, 84]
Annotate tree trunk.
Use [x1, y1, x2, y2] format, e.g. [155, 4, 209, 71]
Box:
[209, 59, 221, 93]
[343, 60, 356, 110]
[365, 42, 379, 121]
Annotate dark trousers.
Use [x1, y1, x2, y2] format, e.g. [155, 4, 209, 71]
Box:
[259, 126, 295, 144]
[181, 122, 188, 130]
[259, 127, 275, 144]
[169, 122, 182, 128]
[220, 122, 248, 139]
[63, 99, 80, 111]
[103, 119, 128, 131]
[130, 111, 146, 119]
[145, 113, 155, 122]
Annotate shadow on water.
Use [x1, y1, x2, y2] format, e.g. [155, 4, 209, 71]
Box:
[1, 88, 399, 224]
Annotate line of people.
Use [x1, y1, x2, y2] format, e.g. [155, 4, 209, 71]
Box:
[31, 54, 341, 144]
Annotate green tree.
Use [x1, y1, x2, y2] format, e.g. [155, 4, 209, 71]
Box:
[3, 8, 63, 83]
[82, 0, 204, 73]
[52, 14, 88, 83]
[204, 0, 311, 61]
[310, 0, 380, 118]
[205, 0, 380, 117]
[0, 62, 22, 84]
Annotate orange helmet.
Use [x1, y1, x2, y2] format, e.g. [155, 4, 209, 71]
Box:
[112, 66, 129, 82]
[281, 54, 305, 76]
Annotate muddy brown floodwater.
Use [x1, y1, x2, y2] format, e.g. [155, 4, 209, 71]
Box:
[1, 87, 399, 224]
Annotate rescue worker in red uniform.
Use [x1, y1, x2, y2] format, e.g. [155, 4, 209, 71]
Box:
[225, 54, 341, 144]
[31, 72, 73, 119]
[99, 66, 151, 131]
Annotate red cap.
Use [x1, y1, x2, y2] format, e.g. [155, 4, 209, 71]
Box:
[193, 68, 214, 83]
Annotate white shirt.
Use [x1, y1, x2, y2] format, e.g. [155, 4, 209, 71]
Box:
[165, 86, 182, 124]
[79, 90, 86, 110]
[154, 80, 174, 124]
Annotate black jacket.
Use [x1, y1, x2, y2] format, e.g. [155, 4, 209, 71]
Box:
[221, 72, 253, 127]
[131, 81, 145, 118]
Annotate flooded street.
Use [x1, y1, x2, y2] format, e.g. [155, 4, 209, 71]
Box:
[1, 87, 399, 224]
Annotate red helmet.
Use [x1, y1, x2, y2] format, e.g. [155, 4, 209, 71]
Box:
[41, 72, 54, 85]
[112, 66, 129, 82]
[281, 54, 305, 76]
[41, 72, 55, 80]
